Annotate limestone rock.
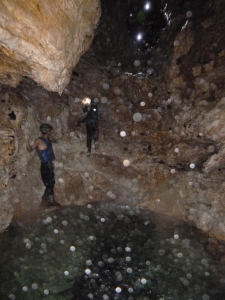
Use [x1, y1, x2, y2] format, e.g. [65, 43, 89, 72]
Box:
[0, 0, 101, 93]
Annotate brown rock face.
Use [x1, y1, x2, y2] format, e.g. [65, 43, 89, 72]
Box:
[0, 0, 101, 93]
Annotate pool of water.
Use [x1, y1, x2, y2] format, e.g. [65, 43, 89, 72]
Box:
[0, 202, 225, 300]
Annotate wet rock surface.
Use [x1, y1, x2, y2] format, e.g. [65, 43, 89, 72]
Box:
[0, 203, 225, 300]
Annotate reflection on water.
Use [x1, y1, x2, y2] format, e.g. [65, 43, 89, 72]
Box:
[0, 202, 225, 300]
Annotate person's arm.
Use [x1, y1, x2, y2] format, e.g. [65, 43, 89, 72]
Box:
[26, 138, 40, 153]
[83, 105, 90, 113]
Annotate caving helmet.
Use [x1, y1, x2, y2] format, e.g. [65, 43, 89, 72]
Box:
[40, 123, 53, 134]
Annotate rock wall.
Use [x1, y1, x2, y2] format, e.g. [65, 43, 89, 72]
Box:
[0, 0, 101, 93]
[1, 0, 225, 241]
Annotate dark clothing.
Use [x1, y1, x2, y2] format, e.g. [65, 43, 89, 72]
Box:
[83, 103, 99, 152]
[83, 103, 99, 124]
[36, 137, 55, 162]
[86, 123, 99, 152]
[36, 137, 55, 201]
[41, 161, 55, 200]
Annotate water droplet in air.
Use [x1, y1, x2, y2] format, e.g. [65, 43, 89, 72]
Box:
[133, 113, 142, 122]
[103, 83, 109, 90]
[115, 287, 122, 293]
[186, 11, 192, 18]
[134, 60, 140, 66]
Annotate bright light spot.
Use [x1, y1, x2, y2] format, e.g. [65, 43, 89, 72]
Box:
[85, 269, 91, 274]
[174, 148, 179, 153]
[70, 246, 76, 251]
[174, 234, 179, 239]
[123, 160, 130, 167]
[190, 163, 195, 169]
[171, 168, 176, 174]
[134, 59, 141, 66]
[133, 112, 142, 122]
[54, 229, 59, 234]
[64, 271, 69, 276]
[141, 278, 147, 284]
[128, 287, 133, 293]
[177, 252, 183, 258]
[115, 287, 122, 293]
[101, 218, 106, 222]
[144, 2, 151, 10]
[126, 256, 131, 262]
[47, 116, 51, 121]
[58, 178, 64, 183]
[125, 246, 131, 252]
[82, 97, 91, 105]
[88, 294, 93, 299]
[148, 92, 153, 97]
[205, 272, 210, 276]
[44, 289, 49, 295]
[22, 286, 28, 292]
[140, 101, 145, 106]
[120, 131, 126, 137]
[136, 34, 142, 41]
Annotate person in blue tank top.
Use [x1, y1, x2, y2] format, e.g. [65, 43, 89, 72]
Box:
[26, 123, 60, 208]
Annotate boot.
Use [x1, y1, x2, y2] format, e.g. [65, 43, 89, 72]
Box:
[94, 141, 99, 150]
[47, 195, 61, 207]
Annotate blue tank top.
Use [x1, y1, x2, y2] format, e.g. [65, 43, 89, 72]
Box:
[36, 137, 55, 163]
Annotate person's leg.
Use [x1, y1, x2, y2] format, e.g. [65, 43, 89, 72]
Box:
[93, 124, 99, 142]
[93, 124, 99, 149]
[86, 124, 93, 155]
[40, 162, 59, 207]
